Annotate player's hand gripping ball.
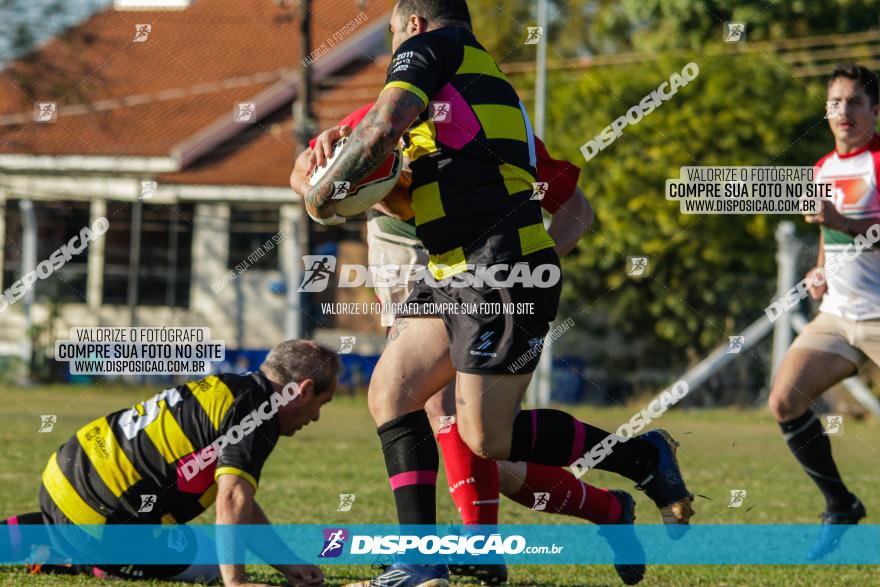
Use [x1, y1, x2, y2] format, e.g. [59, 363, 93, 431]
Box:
[309, 137, 403, 217]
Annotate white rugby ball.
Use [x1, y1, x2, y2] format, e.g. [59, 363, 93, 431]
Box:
[309, 136, 403, 217]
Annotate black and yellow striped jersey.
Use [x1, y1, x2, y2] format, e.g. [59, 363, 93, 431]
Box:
[382, 27, 555, 279]
[41, 372, 280, 525]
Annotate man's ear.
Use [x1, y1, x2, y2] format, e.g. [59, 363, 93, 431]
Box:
[289, 378, 315, 405]
[407, 14, 427, 34]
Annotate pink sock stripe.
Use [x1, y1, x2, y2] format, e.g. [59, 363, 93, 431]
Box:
[6, 517, 21, 552]
[530, 411, 538, 452]
[389, 470, 438, 490]
[569, 420, 585, 465]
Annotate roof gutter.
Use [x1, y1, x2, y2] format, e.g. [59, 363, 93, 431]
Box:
[0, 153, 178, 173]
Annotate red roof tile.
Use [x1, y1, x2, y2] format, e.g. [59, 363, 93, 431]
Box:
[0, 0, 394, 160]
[158, 57, 389, 187]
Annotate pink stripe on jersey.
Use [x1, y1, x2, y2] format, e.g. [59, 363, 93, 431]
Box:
[432, 83, 479, 150]
[177, 450, 217, 494]
[389, 470, 438, 490]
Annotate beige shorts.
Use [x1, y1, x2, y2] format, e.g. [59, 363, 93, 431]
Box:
[790, 311, 880, 367]
[366, 217, 428, 327]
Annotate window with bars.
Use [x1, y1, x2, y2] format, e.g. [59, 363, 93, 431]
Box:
[2, 200, 91, 304]
[102, 202, 194, 308]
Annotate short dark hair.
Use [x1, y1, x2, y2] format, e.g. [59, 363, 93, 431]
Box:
[395, 0, 471, 26]
[828, 64, 879, 106]
[260, 340, 341, 396]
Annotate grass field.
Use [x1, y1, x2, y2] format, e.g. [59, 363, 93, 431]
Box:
[1, 384, 878, 586]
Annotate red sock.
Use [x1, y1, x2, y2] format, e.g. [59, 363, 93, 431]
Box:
[509, 463, 622, 524]
[437, 422, 500, 525]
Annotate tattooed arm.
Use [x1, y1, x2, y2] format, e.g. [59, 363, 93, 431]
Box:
[304, 87, 425, 224]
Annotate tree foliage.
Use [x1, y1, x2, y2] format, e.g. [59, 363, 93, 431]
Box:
[469, 0, 880, 59]
[467, 0, 593, 64]
[527, 53, 829, 371]
[579, 0, 880, 53]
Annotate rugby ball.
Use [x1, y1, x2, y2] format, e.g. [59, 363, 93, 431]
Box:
[309, 136, 403, 217]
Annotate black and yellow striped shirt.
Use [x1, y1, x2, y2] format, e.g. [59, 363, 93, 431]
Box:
[382, 27, 555, 279]
[41, 372, 280, 524]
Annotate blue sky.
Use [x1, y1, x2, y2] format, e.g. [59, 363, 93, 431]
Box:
[0, 0, 110, 65]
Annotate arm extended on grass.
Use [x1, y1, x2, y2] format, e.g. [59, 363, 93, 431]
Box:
[304, 87, 425, 223]
[215, 474, 269, 587]
[251, 501, 323, 586]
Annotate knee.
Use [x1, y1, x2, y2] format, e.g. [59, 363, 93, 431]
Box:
[497, 461, 526, 496]
[368, 369, 424, 426]
[768, 387, 805, 422]
[423, 393, 445, 426]
[459, 426, 510, 461]
[368, 375, 398, 426]
[367, 385, 385, 424]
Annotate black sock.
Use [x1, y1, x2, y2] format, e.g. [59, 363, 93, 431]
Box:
[377, 410, 439, 525]
[780, 411, 854, 511]
[508, 409, 658, 482]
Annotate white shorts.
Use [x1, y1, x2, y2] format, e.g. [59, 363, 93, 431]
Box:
[366, 216, 428, 327]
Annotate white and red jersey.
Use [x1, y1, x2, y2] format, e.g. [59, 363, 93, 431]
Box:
[814, 134, 880, 320]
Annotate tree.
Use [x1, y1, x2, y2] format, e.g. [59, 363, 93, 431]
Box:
[466, 0, 593, 64]
[589, 0, 880, 53]
[528, 53, 829, 373]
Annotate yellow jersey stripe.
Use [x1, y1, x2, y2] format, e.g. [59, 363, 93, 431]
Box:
[144, 403, 195, 464]
[199, 484, 219, 509]
[382, 81, 429, 108]
[499, 163, 536, 196]
[429, 248, 468, 279]
[518, 223, 556, 256]
[402, 120, 439, 162]
[215, 467, 258, 490]
[76, 418, 141, 498]
[188, 376, 235, 432]
[42, 453, 106, 526]
[456, 46, 507, 81]
[412, 182, 445, 225]
[473, 104, 527, 141]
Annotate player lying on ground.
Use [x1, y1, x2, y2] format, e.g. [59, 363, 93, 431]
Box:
[1, 340, 339, 587]
[303, 2, 693, 585]
[768, 63, 880, 559]
[292, 105, 647, 586]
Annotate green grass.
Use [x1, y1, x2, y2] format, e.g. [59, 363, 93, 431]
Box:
[1, 384, 878, 586]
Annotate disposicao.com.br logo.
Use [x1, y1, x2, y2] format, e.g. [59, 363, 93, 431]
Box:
[319, 530, 563, 558]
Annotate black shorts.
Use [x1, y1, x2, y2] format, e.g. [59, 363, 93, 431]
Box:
[399, 248, 562, 374]
[38, 484, 216, 582]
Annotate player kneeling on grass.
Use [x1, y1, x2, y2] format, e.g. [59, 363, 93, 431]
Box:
[1, 339, 340, 587]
